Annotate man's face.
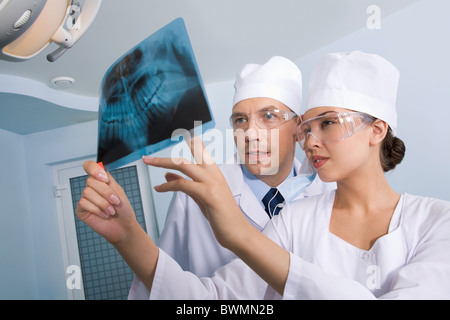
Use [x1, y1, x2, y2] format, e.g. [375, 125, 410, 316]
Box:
[232, 97, 299, 181]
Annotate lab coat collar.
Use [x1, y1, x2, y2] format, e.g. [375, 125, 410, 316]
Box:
[219, 154, 268, 229]
[220, 154, 246, 197]
[219, 154, 302, 229]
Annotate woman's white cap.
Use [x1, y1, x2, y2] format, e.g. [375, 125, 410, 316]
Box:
[233, 56, 303, 115]
[306, 51, 400, 133]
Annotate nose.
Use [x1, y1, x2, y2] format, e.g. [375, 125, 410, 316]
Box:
[245, 126, 260, 143]
[244, 117, 261, 142]
[303, 132, 321, 150]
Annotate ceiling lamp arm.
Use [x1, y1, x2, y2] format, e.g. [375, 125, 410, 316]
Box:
[47, 0, 102, 62]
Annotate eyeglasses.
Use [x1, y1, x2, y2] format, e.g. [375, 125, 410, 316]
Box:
[297, 112, 375, 150]
[230, 108, 297, 130]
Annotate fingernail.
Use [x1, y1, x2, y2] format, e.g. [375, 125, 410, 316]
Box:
[98, 172, 109, 183]
[107, 206, 116, 216]
[100, 211, 109, 218]
[142, 156, 154, 161]
[110, 194, 120, 205]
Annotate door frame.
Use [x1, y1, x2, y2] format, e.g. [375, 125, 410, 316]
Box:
[52, 157, 159, 299]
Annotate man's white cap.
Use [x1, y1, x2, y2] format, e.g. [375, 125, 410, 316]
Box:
[233, 56, 303, 115]
[306, 51, 400, 133]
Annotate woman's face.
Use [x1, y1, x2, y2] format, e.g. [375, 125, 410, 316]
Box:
[301, 107, 374, 183]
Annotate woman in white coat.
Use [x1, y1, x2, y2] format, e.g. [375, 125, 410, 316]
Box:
[157, 56, 333, 278]
[76, 51, 450, 299]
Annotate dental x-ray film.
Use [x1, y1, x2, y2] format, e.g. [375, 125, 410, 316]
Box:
[97, 18, 214, 170]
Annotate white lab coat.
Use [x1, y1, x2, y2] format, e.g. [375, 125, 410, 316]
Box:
[129, 190, 450, 300]
[156, 155, 333, 277]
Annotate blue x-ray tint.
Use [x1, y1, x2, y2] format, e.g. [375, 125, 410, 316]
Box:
[97, 18, 214, 170]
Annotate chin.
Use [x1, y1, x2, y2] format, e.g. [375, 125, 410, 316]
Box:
[245, 162, 280, 176]
[316, 169, 339, 183]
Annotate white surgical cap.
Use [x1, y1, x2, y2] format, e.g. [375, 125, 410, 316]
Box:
[306, 51, 400, 133]
[233, 56, 303, 115]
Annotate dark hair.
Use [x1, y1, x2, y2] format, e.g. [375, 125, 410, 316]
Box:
[380, 128, 406, 172]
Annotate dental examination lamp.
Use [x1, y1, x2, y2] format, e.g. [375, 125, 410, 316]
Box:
[0, 0, 101, 62]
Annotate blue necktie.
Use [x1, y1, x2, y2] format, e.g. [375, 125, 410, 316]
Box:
[262, 188, 285, 218]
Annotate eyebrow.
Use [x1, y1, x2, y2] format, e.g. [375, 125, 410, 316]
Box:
[301, 111, 338, 123]
[317, 111, 338, 117]
[259, 105, 279, 111]
[231, 105, 280, 117]
[230, 112, 246, 118]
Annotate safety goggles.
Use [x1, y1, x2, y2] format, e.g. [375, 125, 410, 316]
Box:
[297, 112, 375, 150]
[230, 108, 297, 130]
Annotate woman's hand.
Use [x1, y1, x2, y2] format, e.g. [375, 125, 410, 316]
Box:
[143, 136, 250, 250]
[75, 161, 139, 245]
[75, 161, 159, 290]
[145, 136, 290, 294]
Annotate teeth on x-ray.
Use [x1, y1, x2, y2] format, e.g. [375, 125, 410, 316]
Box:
[99, 38, 192, 153]
[97, 18, 214, 169]
[131, 73, 165, 128]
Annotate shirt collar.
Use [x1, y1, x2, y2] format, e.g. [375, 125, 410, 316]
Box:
[241, 164, 296, 205]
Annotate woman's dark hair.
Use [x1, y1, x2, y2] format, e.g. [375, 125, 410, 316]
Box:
[380, 127, 406, 172]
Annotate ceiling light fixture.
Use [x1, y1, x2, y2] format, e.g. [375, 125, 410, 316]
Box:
[0, 0, 102, 62]
[49, 76, 75, 89]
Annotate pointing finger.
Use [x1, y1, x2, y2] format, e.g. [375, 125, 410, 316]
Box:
[153, 177, 202, 198]
[143, 156, 205, 182]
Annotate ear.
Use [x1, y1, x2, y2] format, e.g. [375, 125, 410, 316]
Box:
[369, 119, 388, 146]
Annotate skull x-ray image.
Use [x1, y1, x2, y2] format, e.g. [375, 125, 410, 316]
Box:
[97, 18, 214, 170]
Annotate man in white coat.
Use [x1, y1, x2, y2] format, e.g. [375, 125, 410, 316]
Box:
[156, 56, 334, 277]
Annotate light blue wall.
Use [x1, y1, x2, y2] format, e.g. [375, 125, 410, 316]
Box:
[21, 121, 98, 299]
[0, 129, 37, 299]
[0, 121, 98, 299]
[294, 0, 450, 201]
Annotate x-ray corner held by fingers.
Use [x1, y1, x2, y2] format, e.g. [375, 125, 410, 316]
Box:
[97, 18, 215, 170]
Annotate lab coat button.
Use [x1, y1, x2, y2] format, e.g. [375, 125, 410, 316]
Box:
[362, 252, 370, 261]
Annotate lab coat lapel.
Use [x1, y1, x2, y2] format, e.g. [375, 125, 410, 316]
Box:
[219, 157, 270, 230]
[238, 184, 270, 230]
[292, 158, 302, 200]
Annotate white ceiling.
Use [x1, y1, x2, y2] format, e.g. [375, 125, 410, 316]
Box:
[0, 0, 418, 135]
